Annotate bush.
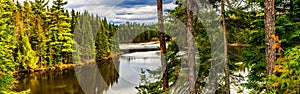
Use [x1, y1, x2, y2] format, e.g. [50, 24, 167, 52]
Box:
[268, 46, 300, 93]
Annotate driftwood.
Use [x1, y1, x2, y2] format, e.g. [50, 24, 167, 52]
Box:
[229, 43, 250, 47]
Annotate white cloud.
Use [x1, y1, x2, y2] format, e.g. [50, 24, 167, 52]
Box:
[17, 0, 177, 24]
[68, 0, 177, 24]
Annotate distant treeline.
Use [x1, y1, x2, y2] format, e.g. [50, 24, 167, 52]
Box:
[117, 21, 189, 44]
[117, 23, 159, 43]
[74, 10, 119, 61]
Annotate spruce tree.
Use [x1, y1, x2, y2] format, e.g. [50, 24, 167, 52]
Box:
[95, 17, 117, 60]
[14, 1, 38, 70]
[95, 22, 105, 60]
[70, 9, 78, 34]
[30, 0, 49, 66]
[47, 0, 73, 65]
[0, 0, 17, 90]
[73, 11, 97, 61]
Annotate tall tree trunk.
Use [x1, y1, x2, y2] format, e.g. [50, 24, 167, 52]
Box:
[264, 0, 276, 92]
[221, 0, 230, 94]
[186, 0, 196, 93]
[157, 0, 169, 91]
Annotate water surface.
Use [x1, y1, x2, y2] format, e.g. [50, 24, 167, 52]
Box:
[14, 51, 161, 94]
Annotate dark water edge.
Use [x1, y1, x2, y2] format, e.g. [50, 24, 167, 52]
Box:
[13, 69, 85, 94]
[12, 58, 119, 94]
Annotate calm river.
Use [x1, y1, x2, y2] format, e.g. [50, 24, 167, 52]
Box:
[14, 51, 161, 94]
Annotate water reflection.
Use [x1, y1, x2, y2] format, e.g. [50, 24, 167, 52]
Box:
[14, 70, 84, 94]
[15, 58, 120, 94]
[75, 57, 120, 94]
[107, 51, 161, 94]
[14, 51, 161, 94]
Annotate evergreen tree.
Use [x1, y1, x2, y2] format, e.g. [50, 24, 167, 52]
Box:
[47, 0, 73, 65]
[264, 0, 276, 91]
[157, 0, 169, 90]
[70, 9, 79, 34]
[13, 1, 38, 70]
[95, 21, 108, 60]
[30, 0, 49, 66]
[239, 0, 300, 92]
[95, 18, 118, 61]
[0, 0, 17, 90]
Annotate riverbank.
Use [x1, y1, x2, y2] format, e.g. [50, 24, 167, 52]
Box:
[13, 53, 123, 76]
[11, 50, 162, 94]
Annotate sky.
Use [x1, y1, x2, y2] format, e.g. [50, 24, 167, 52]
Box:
[19, 0, 177, 24]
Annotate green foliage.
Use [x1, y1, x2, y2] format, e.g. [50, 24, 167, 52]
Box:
[16, 33, 38, 70]
[239, 0, 300, 92]
[130, 1, 214, 93]
[136, 81, 164, 94]
[165, 41, 181, 82]
[275, 15, 300, 49]
[117, 22, 159, 43]
[168, 1, 214, 92]
[268, 46, 300, 93]
[30, 0, 49, 66]
[46, 0, 73, 65]
[1, 89, 30, 94]
[95, 18, 118, 60]
[0, 0, 299, 93]
[0, 0, 17, 91]
[0, 75, 15, 91]
[13, 0, 38, 70]
[165, 0, 300, 93]
[0, 0, 119, 92]
[75, 11, 95, 60]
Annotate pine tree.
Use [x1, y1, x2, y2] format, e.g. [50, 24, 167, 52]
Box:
[264, 0, 276, 91]
[0, 0, 17, 90]
[74, 11, 103, 61]
[14, 1, 38, 70]
[80, 11, 94, 60]
[95, 21, 110, 60]
[94, 17, 118, 61]
[47, 0, 73, 65]
[16, 31, 38, 70]
[30, 0, 49, 66]
[70, 9, 79, 34]
[157, 0, 169, 90]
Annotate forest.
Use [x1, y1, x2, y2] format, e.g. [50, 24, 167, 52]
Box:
[0, 0, 119, 93]
[0, 0, 300, 94]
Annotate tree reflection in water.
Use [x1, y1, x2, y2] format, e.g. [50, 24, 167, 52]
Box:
[14, 57, 120, 94]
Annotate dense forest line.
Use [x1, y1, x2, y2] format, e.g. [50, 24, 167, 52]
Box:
[116, 21, 187, 44]
[0, 0, 118, 92]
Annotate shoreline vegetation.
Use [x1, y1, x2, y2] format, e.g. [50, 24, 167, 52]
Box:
[13, 40, 162, 75]
[12, 41, 248, 77]
[6, 53, 123, 93]
[13, 53, 123, 76]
